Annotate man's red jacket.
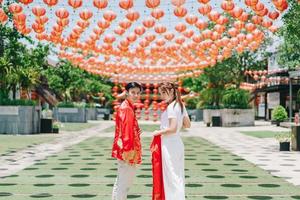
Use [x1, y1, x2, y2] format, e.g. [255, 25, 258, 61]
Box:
[112, 99, 142, 165]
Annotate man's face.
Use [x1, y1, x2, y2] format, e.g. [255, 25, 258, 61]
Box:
[127, 87, 141, 103]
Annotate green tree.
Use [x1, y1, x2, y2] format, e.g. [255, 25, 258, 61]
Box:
[278, 0, 300, 69]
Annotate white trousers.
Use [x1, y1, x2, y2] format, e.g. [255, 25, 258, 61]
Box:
[112, 160, 137, 200]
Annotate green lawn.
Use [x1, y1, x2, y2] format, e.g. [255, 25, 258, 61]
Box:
[0, 135, 57, 156]
[103, 124, 160, 133]
[103, 124, 188, 133]
[0, 137, 299, 199]
[60, 123, 99, 132]
[239, 131, 289, 138]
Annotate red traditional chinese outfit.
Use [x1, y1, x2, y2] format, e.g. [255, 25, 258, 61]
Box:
[112, 99, 142, 165]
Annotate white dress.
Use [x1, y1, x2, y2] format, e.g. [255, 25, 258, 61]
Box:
[160, 101, 188, 200]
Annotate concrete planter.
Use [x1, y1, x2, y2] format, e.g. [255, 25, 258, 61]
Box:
[53, 107, 87, 123]
[86, 108, 97, 120]
[187, 109, 203, 121]
[220, 109, 255, 127]
[203, 109, 221, 124]
[0, 106, 40, 134]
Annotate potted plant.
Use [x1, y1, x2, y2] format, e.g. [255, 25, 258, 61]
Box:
[272, 105, 288, 126]
[52, 121, 61, 133]
[275, 132, 291, 151]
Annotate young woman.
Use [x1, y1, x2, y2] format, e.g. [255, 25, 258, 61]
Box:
[151, 82, 191, 200]
[111, 82, 143, 200]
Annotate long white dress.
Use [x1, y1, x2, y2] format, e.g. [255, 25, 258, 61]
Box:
[160, 101, 188, 200]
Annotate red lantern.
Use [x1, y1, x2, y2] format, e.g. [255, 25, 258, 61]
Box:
[134, 26, 146, 35]
[151, 8, 164, 20]
[143, 18, 155, 28]
[146, 0, 160, 9]
[119, 19, 132, 29]
[245, 0, 258, 7]
[198, 4, 212, 15]
[154, 24, 167, 34]
[119, 0, 133, 10]
[32, 6, 46, 17]
[171, 0, 185, 7]
[79, 10, 93, 21]
[174, 6, 187, 17]
[221, 0, 235, 11]
[126, 10, 140, 21]
[198, 0, 210, 4]
[175, 22, 186, 32]
[93, 0, 108, 9]
[43, 0, 58, 7]
[185, 14, 198, 25]
[114, 27, 125, 35]
[103, 10, 117, 22]
[97, 19, 110, 29]
[9, 3, 23, 14]
[68, 0, 82, 9]
[55, 8, 69, 19]
[19, 0, 33, 5]
[268, 11, 279, 20]
[195, 19, 207, 30]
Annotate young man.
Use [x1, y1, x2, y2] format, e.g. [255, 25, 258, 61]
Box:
[111, 82, 143, 200]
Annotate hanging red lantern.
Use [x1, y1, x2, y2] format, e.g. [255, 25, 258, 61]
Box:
[114, 27, 125, 35]
[97, 19, 110, 29]
[9, 3, 23, 14]
[146, 0, 160, 9]
[198, 0, 210, 4]
[126, 10, 140, 21]
[154, 24, 166, 34]
[245, 0, 258, 7]
[79, 9, 93, 21]
[151, 8, 164, 20]
[175, 22, 186, 32]
[143, 17, 155, 28]
[268, 11, 279, 20]
[119, 0, 133, 10]
[103, 10, 117, 22]
[134, 26, 146, 35]
[19, 0, 33, 5]
[185, 14, 198, 25]
[198, 4, 212, 15]
[32, 6, 46, 17]
[171, 0, 185, 7]
[174, 6, 187, 17]
[93, 0, 108, 9]
[43, 0, 58, 7]
[68, 0, 82, 9]
[55, 8, 69, 19]
[221, 0, 235, 11]
[119, 19, 132, 29]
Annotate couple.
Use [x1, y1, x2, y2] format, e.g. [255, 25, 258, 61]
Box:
[111, 82, 191, 200]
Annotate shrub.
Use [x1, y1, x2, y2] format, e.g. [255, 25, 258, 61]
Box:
[0, 99, 36, 106]
[272, 105, 288, 122]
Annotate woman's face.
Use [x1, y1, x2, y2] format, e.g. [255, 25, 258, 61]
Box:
[127, 87, 141, 103]
[159, 88, 174, 103]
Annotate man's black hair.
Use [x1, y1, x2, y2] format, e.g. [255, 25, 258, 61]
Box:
[125, 82, 142, 92]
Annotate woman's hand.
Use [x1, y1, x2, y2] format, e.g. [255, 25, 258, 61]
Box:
[152, 130, 162, 137]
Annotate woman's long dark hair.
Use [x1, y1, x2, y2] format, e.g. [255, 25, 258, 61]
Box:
[159, 82, 184, 113]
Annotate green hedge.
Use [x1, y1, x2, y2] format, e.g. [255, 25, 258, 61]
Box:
[0, 99, 37, 106]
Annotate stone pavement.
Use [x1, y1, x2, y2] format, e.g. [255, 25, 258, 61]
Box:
[0, 121, 113, 178]
[183, 121, 300, 187]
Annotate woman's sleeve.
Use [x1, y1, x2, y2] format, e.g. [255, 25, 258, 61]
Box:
[167, 104, 177, 119]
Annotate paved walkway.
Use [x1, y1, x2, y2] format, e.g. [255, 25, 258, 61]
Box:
[0, 121, 113, 178]
[184, 121, 300, 187]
